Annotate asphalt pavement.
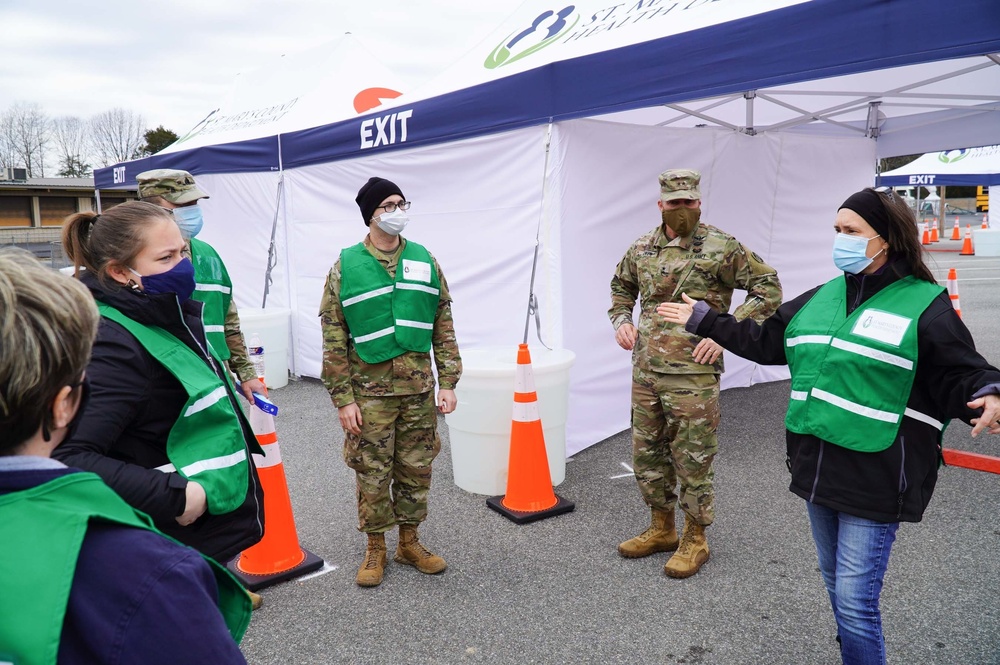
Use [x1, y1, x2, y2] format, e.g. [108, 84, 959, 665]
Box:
[240, 241, 1000, 665]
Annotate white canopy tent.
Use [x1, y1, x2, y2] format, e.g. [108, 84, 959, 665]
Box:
[879, 144, 1000, 227]
[96, 0, 1000, 455]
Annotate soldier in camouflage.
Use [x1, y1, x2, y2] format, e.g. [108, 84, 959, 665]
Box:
[136, 170, 265, 402]
[609, 168, 781, 578]
[319, 177, 462, 588]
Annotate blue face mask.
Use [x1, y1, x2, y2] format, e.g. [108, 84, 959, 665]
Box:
[832, 233, 882, 274]
[131, 258, 196, 301]
[172, 205, 204, 238]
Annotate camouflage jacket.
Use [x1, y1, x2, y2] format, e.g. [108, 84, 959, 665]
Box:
[319, 236, 462, 408]
[609, 222, 781, 375]
[181, 239, 256, 383]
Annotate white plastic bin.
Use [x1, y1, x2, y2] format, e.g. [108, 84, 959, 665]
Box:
[237, 308, 291, 389]
[973, 228, 1000, 257]
[445, 346, 575, 496]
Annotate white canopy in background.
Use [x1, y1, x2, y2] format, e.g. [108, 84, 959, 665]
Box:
[95, 0, 1000, 455]
[879, 145, 1000, 226]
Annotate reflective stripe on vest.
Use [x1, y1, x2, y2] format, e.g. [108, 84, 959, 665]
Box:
[339, 240, 440, 364]
[190, 238, 233, 361]
[783, 276, 945, 452]
[0, 474, 251, 665]
[98, 304, 252, 514]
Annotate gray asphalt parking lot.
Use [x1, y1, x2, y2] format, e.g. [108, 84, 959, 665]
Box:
[241, 244, 1000, 665]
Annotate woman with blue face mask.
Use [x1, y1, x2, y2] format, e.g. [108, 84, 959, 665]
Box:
[54, 202, 266, 592]
[658, 187, 1000, 665]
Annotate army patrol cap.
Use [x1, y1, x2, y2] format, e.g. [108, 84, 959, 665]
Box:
[136, 169, 210, 204]
[658, 169, 701, 202]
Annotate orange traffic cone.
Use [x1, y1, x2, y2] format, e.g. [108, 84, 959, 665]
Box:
[227, 405, 324, 590]
[951, 217, 961, 240]
[960, 225, 975, 256]
[983, 215, 990, 230]
[930, 222, 939, 243]
[921, 223, 930, 246]
[946, 268, 961, 318]
[486, 343, 574, 524]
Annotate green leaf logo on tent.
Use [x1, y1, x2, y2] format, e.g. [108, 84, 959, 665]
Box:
[485, 6, 579, 69]
[938, 149, 970, 164]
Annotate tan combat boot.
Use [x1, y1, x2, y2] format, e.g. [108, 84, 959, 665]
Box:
[394, 524, 447, 574]
[247, 590, 263, 610]
[663, 514, 710, 578]
[618, 507, 679, 558]
[356, 533, 387, 587]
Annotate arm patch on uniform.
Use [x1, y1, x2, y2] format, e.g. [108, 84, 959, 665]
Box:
[743, 245, 775, 276]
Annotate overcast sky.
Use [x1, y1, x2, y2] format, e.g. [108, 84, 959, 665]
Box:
[0, 1, 525, 135]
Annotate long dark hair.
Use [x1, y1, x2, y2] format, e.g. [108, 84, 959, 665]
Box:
[872, 188, 936, 283]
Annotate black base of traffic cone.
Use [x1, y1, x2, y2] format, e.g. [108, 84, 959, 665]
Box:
[226, 547, 325, 592]
[486, 494, 575, 524]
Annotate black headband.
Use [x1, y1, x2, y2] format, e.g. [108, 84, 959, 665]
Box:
[839, 189, 890, 238]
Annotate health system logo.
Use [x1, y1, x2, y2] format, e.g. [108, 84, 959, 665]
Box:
[938, 149, 970, 164]
[484, 6, 579, 69]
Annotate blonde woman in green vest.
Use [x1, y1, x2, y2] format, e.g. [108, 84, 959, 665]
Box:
[54, 202, 266, 602]
[659, 188, 1000, 665]
[0, 247, 250, 665]
[320, 177, 463, 588]
[134, 169, 267, 403]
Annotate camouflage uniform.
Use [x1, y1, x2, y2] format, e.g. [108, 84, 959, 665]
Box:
[319, 236, 462, 533]
[610, 207, 781, 526]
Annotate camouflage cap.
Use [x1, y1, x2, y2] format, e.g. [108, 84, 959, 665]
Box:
[658, 168, 701, 201]
[136, 169, 209, 204]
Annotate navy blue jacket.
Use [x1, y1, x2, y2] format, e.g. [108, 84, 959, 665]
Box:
[0, 465, 247, 664]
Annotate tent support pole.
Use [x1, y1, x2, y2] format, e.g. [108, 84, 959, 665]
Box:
[94, 189, 102, 214]
[523, 122, 553, 348]
[262, 134, 283, 308]
[744, 90, 756, 136]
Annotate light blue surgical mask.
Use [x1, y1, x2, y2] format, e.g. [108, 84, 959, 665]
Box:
[173, 205, 204, 238]
[832, 233, 882, 274]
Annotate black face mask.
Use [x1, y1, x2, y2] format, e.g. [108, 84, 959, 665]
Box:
[42, 376, 90, 444]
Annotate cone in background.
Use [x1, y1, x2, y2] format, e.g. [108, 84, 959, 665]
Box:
[960, 225, 975, 256]
[946, 268, 961, 318]
[983, 215, 990, 230]
[930, 222, 939, 243]
[921, 223, 930, 246]
[228, 405, 324, 591]
[486, 343, 574, 524]
[951, 217, 961, 240]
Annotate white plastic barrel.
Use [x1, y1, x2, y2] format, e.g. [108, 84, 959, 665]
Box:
[444, 345, 575, 496]
[237, 307, 291, 389]
[973, 228, 1000, 256]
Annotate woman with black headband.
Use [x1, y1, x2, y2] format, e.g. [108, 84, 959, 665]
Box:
[657, 187, 1000, 665]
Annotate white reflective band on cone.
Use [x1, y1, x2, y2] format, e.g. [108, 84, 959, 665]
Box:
[514, 365, 536, 393]
[513, 400, 540, 422]
[252, 443, 283, 469]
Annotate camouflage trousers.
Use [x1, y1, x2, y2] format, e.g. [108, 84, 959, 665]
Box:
[630, 371, 720, 526]
[343, 392, 441, 533]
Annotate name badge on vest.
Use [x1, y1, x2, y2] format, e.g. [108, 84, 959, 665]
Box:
[402, 259, 432, 283]
[851, 309, 912, 347]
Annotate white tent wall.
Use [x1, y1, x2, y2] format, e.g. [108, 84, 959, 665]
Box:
[192, 171, 289, 311]
[282, 127, 551, 382]
[551, 120, 875, 453]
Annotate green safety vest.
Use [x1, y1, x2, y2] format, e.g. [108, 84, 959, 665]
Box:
[99, 304, 261, 514]
[784, 276, 945, 452]
[339, 241, 440, 364]
[0, 473, 250, 665]
[190, 238, 233, 361]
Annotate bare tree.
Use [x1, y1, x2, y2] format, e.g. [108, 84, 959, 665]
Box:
[51, 115, 92, 177]
[0, 102, 49, 177]
[89, 108, 146, 167]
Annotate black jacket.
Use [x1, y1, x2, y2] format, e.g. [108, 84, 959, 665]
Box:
[54, 273, 264, 561]
[692, 261, 1000, 523]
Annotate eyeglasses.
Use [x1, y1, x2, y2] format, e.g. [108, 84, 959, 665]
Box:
[377, 201, 411, 213]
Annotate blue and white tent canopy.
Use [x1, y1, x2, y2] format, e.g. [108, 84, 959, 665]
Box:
[879, 145, 1000, 187]
[96, 0, 1000, 187]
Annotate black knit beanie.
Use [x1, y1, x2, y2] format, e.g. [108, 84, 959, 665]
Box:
[355, 177, 404, 226]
